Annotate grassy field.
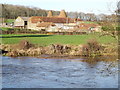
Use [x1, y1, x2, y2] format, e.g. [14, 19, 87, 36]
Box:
[1, 33, 117, 46]
[0, 27, 13, 31]
[5, 19, 15, 23]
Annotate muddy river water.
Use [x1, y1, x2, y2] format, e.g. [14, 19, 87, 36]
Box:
[2, 55, 118, 88]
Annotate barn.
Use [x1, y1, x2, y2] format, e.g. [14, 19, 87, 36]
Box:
[14, 10, 82, 31]
[27, 10, 80, 31]
[14, 16, 29, 29]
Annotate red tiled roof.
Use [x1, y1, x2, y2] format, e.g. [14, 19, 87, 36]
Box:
[30, 16, 75, 23]
[74, 18, 82, 21]
[37, 22, 56, 27]
[77, 18, 82, 21]
[79, 23, 99, 27]
[78, 23, 99, 30]
[30, 16, 43, 23]
[79, 26, 89, 30]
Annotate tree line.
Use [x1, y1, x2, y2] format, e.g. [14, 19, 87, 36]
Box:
[0, 4, 60, 19]
[0, 3, 118, 22]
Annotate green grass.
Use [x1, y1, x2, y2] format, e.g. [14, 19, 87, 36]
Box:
[5, 19, 15, 23]
[0, 27, 13, 31]
[1, 33, 117, 46]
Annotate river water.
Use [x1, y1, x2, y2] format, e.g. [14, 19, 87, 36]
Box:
[2, 55, 118, 88]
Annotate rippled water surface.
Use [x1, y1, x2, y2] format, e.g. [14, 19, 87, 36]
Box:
[2, 56, 118, 88]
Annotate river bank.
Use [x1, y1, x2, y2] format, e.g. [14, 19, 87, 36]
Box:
[0, 40, 118, 57]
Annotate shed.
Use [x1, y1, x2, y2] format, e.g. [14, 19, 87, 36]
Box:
[14, 16, 29, 29]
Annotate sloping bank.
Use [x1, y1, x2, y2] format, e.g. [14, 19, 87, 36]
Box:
[0, 40, 118, 57]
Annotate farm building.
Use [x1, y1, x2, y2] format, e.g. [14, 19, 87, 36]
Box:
[14, 11, 102, 32]
[47, 10, 53, 17]
[27, 10, 81, 31]
[78, 23, 102, 32]
[14, 10, 83, 31]
[36, 22, 56, 32]
[14, 16, 29, 29]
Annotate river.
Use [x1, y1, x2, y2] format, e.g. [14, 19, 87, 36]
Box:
[2, 55, 118, 88]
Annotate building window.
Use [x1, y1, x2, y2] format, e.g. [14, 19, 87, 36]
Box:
[24, 21, 27, 25]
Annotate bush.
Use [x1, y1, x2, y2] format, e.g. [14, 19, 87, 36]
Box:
[82, 39, 102, 56]
[116, 27, 120, 31]
[102, 26, 115, 31]
[18, 40, 34, 49]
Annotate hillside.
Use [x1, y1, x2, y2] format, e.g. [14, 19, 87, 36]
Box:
[0, 4, 60, 19]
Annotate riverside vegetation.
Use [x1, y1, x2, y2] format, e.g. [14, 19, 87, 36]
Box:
[0, 33, 118, 57]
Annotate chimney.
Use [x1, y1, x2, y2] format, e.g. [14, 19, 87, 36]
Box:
[59, 10, 67, 18]
[47, 10, 53, 17]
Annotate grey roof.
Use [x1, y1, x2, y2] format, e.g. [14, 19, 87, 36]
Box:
[20, 17, 29, 21]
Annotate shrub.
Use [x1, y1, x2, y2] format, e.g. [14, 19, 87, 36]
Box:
[18, 40, 34, 49]
[82, 39, 102, 56]
[51, 44, 71, 54]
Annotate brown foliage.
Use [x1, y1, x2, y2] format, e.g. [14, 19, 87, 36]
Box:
[18, 40, 34, 49]
[82, 39, 102, 56]
[51, 44, 71, 54]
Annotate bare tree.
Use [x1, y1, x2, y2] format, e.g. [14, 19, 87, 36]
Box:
[99, 1, 118, 40]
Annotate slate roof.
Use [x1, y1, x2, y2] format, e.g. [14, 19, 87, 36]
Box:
[20, 17, 29, 21]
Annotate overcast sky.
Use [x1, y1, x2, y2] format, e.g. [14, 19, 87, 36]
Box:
[0, 0, 118, 15]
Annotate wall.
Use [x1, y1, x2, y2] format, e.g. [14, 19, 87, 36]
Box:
[27, 18, 38, 30]
[14, 17, 24, 27]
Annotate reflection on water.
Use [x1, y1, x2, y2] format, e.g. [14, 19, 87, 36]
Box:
[2, 55, 118, 88]
[81, 56, 118, 67]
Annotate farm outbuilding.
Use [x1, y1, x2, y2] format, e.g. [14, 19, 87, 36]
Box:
[14, 16, 29, 29]
[14, 10, 82, 31]
[27, 10, 80, 31]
